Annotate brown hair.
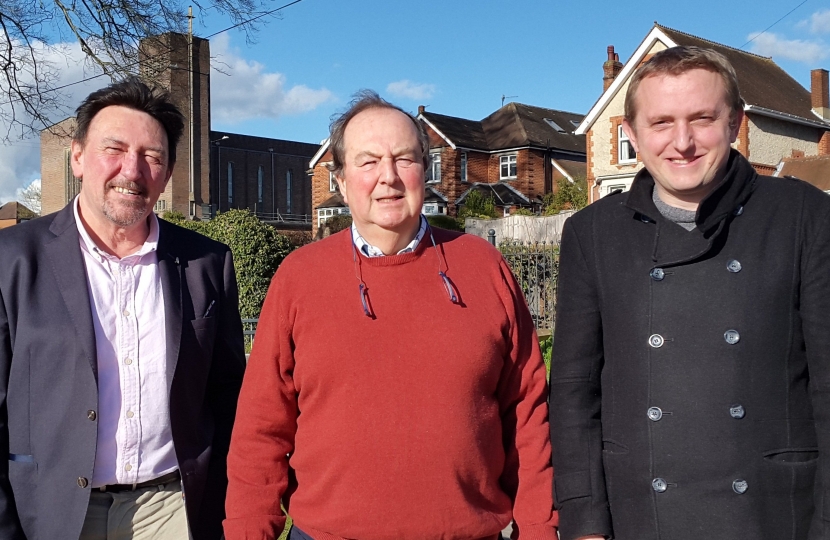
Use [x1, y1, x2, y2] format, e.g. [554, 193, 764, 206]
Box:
[327, 89, 430, 177]
[74, 76, 185, 165]
[625, 46, 744, 127]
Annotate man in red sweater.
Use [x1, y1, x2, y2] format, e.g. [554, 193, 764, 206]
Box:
[224, 90, 558, 540]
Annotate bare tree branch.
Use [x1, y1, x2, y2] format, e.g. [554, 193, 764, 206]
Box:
[0, 0, 280, 142]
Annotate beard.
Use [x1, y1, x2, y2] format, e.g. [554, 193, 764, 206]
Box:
[102, 182, 149, 227]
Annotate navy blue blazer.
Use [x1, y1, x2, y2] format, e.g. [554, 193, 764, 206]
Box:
[0, 204, 246, 539]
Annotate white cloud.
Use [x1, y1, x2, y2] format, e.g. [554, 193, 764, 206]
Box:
[209, 34, 334, 124]
[0, 34, 106, 205]
[386, 80, 436, 101]
[748, 32, 828, 64]
[811, 10, 830, 34]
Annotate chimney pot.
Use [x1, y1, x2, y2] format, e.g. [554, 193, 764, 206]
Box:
[607, 46, 615, 61]
[418, 105, 425, 115]
[603, 45, 624, 92]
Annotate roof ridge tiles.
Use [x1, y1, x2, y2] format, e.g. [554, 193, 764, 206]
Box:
[656, 22, 772, 61]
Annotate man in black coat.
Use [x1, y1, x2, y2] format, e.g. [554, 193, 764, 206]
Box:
[0, 78, 246, 539]
[550, 46, 830, 540]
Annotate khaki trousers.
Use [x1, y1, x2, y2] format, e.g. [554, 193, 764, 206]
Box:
[79, 481, 189, 540]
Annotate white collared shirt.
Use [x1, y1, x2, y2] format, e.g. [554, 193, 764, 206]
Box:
[351, 215, 428, 257]
[73, 197, 178, 487]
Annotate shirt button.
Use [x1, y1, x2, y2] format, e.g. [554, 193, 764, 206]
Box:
[649, 334, 665, 348]
[87, 410, 97, 421]
[727, 259, 742, 273]
[652, 478, 668, 493]
[126, 411, 134, 419]
[124, 358, 133, 365]
[732, 479, 748, 494]
[122, 310, 130, 317]
[724, 330, 740, 345]
[650, 268, 665, 281]
[730, 404, 745, 419]
[647, 407, 663, 421]
[77, 477, 89, 488]
[125, 464, 132, 472]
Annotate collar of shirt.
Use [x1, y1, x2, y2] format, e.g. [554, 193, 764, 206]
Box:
[351, 215, 428, 257]
[73, 195, 160, 261]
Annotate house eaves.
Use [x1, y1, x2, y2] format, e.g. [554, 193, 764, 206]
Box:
[309, 138, 331, 169]
[575, 26, 676, 135]
[418, 115, 457, 149]
[745, 105, 830, 130]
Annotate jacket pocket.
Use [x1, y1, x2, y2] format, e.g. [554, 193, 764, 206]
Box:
[763, 447, 819, 464]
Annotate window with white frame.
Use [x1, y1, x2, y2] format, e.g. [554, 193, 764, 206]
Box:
[227, 162, 234, 204]
[423, 203, 439, 215]
[329, 171, 338, 192]
[500, 154, 517, 180]
[257, 166, 264, 203]
[427, 151, 441, 183]
[460, 152, 467, 182]
[618, 125, 637, 164]
[503, 206, 511, 217]
[154, 199, 167, 212]
[317, 206, 351, 227]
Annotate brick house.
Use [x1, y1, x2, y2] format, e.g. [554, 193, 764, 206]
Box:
[41, 32, 316, 228]
[575, 23, 830, 203]
[308, 102, 586, 236]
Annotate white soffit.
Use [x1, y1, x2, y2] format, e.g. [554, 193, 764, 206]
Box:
[574, 27, 677, 135]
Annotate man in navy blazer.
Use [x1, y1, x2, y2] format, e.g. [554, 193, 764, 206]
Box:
[0, 78, 246, 539]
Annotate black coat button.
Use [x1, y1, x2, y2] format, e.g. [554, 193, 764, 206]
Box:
[650, 268, 665, 281]
[733, 479, 748, 494]
[647, 407, 663, 421]
[649, 334, 665, 348]
[652, 478, 668, 492]
[87, 410, 97, 421]
[724, 330, 740, 345]
[733, 206, 744, 216]
[730, 405, 745, 419]
[727, 260, 742, 273]
[77, 477, 89, 488]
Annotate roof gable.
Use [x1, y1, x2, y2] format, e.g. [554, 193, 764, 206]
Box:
[576, 23, 826, 134]
[775, 155, 830, 191]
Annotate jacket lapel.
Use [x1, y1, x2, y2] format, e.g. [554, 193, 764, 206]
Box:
[157, 222, 183, 393]
[45, 205, 99, 381]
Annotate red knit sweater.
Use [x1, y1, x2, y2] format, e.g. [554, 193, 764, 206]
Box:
[224, 228, 557, 540]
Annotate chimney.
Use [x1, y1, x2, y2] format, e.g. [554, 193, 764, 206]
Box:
[603, 46, 624, 92]
[812, 69, 829, 120]
[418, 105, 425, 115]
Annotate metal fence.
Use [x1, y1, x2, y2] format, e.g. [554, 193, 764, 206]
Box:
[242, 318, 258, 351]
[240, 240, 560, 347]
[498, 240, 560, 332]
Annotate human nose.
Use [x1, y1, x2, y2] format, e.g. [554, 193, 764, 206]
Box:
[673, 122, 694, 153]
[377, 156, 398, 184]
[120, 151, 143, 180]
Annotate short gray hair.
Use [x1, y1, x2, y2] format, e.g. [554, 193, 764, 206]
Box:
[326, 89, 430, 177]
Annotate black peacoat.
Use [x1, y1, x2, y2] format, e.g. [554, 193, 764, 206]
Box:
[550, 150, 830, 540]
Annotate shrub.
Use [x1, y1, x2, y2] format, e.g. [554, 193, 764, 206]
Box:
[426, 214, 464, 232]
[458, 190, 498, 219]
[543, 176, 588, 215]
[162, 209, 292, 318]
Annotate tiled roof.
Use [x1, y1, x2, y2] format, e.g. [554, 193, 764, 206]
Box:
[420, 112, 489, 151]
[421, 103, 586, 155]
[553, 158, 587, 180]
[316, 192, 346, 209]
[776, 155, 830, 191]
[456, 182, 533, 207]
[657, 24, 820, 124]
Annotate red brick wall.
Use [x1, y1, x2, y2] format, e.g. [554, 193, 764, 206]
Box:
[310, 149, 334, 238]
[737, 115, 750, 159]
[820, 131, 830, 156]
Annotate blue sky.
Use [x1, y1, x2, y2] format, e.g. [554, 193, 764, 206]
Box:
[2, 0, 829, 204]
